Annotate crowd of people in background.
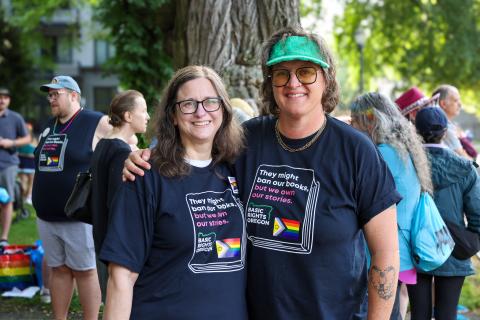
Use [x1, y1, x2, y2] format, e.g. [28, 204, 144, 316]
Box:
[0, 25, 479, 320]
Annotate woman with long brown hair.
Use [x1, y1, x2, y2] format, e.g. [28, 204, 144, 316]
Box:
[101, 66, 247, 319]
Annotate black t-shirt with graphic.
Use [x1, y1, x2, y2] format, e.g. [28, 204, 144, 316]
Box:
[235, 115, 401, 320]
[99, 163, 247, 320]
[33, 109, 102, 221]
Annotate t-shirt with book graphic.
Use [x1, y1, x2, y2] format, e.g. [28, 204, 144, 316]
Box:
[235, 115, 401, 320]
[100, 163, 247, 320]
[246, 164, 319, 254]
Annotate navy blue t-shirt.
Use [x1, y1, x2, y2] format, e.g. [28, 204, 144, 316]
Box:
[33, 109, 102, 221]
[100, 163, 247, 320]
[235, 115, 401, 320]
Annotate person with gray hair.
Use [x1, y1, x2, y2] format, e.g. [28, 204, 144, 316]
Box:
[350, 92, 433, 320]
[432, 84, 475, 160]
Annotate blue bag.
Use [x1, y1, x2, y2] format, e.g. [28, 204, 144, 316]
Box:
[0, 187, 9, 204]
[409, 192, 454, 271]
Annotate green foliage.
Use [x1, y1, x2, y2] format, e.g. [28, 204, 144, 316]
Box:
[0, 6, 35, 116]
[9, 0, 89, 70]
[459, 259, 480, 312]
[95, 0, 174, 109]
[300, 0, 322, 18]
[335, 0, 480, 111]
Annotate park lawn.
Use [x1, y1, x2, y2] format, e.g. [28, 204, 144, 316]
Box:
[1, 205, 90, 319]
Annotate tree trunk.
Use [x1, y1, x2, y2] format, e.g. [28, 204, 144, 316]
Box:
[173, 0, 300, 112]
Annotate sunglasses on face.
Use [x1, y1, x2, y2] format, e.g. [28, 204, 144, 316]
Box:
[270, 67, 319, 87]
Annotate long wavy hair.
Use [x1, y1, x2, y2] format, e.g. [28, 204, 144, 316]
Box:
[260, 26, 339, 116]
[151, 66, 244, 178]
[350, 92, 433, 193]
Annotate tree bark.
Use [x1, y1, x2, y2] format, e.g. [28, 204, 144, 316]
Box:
[173, 0, 300, 111]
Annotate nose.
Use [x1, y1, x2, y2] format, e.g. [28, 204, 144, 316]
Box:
[194, 102, 208, 116]
[286, 71, 301, 88]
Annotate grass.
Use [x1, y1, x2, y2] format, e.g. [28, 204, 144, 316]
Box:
[460, 258, 480, 312]
[1, 205, 93, 319]
[9, 205, 38, 245]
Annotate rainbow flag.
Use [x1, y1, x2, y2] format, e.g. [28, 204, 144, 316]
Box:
[47, 156, 59, 166]
[273, 217, 300, 240]
[216, 238, 241, 258]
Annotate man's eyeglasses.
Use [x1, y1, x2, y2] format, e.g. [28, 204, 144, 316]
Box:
[175, 97, 223, 114]
[270, 67, 319, 87]
[46, 91, 68, 102]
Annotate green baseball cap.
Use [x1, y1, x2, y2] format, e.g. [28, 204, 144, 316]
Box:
[266, 35, 329, 68]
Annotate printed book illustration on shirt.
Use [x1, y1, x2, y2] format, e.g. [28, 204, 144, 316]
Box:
[246, 164, 320, 254]
[38, 134, 68, 172]
[186, 189, 246, 273]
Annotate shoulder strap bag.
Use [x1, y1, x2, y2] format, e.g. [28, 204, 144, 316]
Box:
[64, 170, 92, 224]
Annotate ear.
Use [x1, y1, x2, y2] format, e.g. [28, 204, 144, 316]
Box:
[438, 99, 446, 109]
[124, 111, 133, 123]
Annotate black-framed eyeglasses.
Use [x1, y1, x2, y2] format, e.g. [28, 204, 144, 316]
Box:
[269, 67, 319, 87]
[175, 97, 223, 114]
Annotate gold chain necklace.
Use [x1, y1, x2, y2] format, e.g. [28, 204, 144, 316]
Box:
[275, 115, 327, 153]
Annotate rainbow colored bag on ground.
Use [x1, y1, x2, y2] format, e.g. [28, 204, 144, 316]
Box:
[0, 245, 38, 290]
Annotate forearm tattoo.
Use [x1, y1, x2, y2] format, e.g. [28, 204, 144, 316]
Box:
[368, 265, 396, 300]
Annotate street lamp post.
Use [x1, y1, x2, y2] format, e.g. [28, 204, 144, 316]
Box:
[354, 27, 367, 94]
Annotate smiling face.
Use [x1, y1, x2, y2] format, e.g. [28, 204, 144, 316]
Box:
[173, 77, 224, 154]
[271, 60, 325, 120]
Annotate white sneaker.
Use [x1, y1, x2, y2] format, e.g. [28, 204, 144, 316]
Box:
[40, 287, 51, 304]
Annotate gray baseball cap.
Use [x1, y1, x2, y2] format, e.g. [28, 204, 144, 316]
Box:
[40, 75, 81, 94]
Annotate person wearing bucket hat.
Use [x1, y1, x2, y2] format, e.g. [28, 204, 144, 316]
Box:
[395, 87, 438, 122]
[0, 87, 31, 248]
[121, 26, 401, 319]
[432, 84, 475, 160]
[33, 75, 112, 320]
[409, 106, 480, 319]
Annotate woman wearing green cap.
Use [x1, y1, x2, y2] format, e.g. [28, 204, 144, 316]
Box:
[123, 27, 401, 319]
[234, 27, 401, 319]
